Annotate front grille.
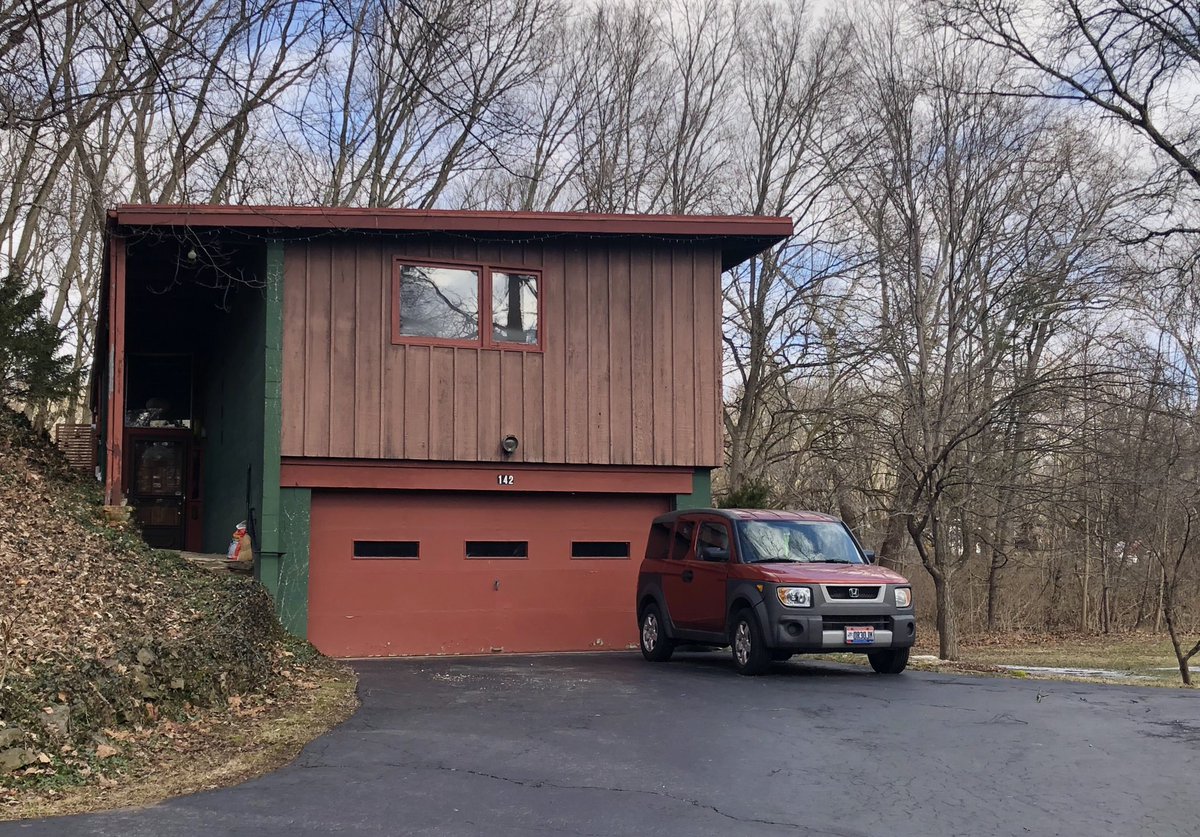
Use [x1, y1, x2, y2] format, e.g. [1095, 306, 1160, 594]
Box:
[826, 585, 881, 600]
[822, 615, 893, 631]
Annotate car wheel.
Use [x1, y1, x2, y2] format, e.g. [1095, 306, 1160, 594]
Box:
[639, 604, 674, 662]
[770, 651, 793, 662]
[867, 648, 909, 674]
[730, 609, 770, 675]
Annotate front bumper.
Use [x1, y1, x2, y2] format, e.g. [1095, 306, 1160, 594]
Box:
[763, 585, 916, 652]
[766, 614, 916, 651]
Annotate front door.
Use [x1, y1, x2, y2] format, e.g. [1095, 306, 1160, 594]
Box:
[127, 434, 189, 549]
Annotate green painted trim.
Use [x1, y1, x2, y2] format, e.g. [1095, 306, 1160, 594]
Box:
[674, 469, 713, 510]
[277, 487, 311, 637]
[258, 240, 285, 595]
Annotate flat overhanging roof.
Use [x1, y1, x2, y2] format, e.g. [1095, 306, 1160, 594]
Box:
[108, 205, 793, 271]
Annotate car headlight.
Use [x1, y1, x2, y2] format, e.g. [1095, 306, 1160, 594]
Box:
[895, 587, 912, 608]
[777, 587, 812, 608]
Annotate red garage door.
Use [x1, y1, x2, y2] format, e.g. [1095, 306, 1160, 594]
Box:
[308, 491, 671, 657]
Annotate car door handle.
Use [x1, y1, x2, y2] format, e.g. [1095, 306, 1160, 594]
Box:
[681, 570, 694, 583]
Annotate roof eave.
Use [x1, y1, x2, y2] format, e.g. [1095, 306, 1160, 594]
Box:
[107, 205, 791, 269]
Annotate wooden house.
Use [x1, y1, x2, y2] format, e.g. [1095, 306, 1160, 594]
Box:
[96, 206, 791, 656]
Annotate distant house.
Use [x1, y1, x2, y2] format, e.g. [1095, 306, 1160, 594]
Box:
[95, 205, 790, 657]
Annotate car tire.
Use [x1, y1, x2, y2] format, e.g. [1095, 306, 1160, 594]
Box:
[639, 604, 675, 662]
[770, 651, 794, 662]
[730, 608, 770, 676]
[867, 648, 909, 674]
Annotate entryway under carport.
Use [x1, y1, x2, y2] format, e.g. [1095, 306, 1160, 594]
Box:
[307, 490, 670, 657]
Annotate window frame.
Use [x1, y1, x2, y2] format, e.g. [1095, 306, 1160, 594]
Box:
[390, 256, 543, 352]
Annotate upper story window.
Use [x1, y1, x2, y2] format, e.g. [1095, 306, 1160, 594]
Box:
[492, 271, 538, 346]
[397, 265, 480, 341]
[393, 259, 540, 350]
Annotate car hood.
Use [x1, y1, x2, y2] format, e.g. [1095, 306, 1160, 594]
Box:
[748, 563, 909, 585]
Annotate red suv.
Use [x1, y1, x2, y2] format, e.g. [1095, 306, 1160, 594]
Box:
[635, 509, 915, 675]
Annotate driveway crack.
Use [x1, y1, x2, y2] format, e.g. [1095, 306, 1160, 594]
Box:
[418, 764, 863, 835]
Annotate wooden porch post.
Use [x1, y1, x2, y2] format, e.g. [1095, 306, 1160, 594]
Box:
[104, 235, 127, 505]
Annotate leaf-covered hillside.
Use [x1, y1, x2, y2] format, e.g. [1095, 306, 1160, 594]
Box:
[0, 407, 299, 785]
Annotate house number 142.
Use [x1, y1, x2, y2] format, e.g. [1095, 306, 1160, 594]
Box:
[497, 474, 515, 486]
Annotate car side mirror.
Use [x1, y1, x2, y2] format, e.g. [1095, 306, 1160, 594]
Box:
[863, 550, 876, 564]
[699, 546, 729, 562]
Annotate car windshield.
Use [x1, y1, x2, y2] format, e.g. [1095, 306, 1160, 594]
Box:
[736, 520, 865, 564]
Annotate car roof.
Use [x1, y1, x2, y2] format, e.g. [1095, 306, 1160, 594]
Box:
[651, 508, 842, 525]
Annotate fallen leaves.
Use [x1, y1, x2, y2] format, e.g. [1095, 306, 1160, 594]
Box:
[0, 411, 282, 787]
[0, 409, 350, 815]
[0, 412, 228, 680]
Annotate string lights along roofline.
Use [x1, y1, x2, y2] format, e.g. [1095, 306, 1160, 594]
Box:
[107, 204, 794, 240]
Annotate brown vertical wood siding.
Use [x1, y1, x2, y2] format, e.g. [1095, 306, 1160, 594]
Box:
[280, 237, 723, 467]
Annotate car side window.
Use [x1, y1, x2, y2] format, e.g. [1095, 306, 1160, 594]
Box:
[645, 521, 672, 560]
[695, 522, 730, 562]
[670, 520, 695, 561]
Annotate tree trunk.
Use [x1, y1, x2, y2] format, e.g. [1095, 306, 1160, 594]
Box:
[835, 484, 861, 534]
[985, 552, 1001, 632]
[934, 570, 958, 660]
[985, 518, 1008, 633]
[1133, 555, 1153, 631]
[1046, 551, 1063, 630]
[1163, 603, 1192, 686]
[876, 496, 908, 571]
[1154, 565, 1164, 634]
[1080, 511, 1091, 632]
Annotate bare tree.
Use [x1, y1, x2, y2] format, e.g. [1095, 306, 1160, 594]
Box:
[838, 8, 1128, 658]
[285, 0, 557, 209]
[450, 15, 589, 211]
[932, 0, 1200, 235]
[568, 3, 671, 213]
[649, 0, 742, 214]
[721, 2, 860, 494]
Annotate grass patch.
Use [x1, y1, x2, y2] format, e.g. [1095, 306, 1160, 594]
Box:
[819, 633, 1194, 687]
[950, 634, 1188, 686]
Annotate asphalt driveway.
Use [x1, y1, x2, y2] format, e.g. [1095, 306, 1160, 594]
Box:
[4, 653, 1197, 837]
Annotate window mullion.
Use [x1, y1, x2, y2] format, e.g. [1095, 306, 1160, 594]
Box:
[480, 266, 493, 349]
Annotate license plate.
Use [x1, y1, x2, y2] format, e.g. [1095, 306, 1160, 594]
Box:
[845, 626, 875, 645]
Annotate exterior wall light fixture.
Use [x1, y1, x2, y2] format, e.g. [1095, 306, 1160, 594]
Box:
[501, 435, 519, 456]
